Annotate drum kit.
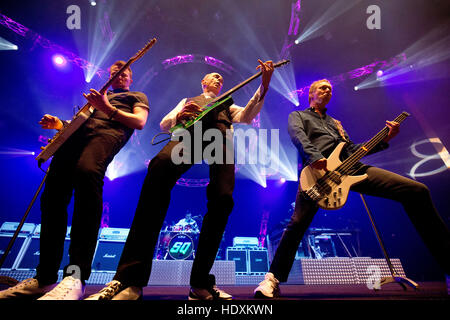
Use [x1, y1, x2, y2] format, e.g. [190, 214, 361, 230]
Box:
[155, 224, 200, 260]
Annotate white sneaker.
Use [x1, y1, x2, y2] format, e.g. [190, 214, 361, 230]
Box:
[254, 272, 280, 299]
[211, 285, 233, 300]
[84, 280, 124, 300]
[38, 276, 85, 300]
[0, 278, 56, 300]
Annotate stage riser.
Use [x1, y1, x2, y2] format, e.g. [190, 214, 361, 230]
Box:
[1, 258, 406, 285]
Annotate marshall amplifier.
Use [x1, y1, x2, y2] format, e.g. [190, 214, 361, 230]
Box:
[17, 225, 71, 271]
[232, 237, 259, 247]
[248, 248, 269, 274]
[0, 222, 36, 269]
[92, 228, 129, 271]
[226, 247, 248, 274]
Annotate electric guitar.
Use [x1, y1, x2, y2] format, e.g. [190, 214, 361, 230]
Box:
[169, 59, 290, 133]
[300, 111, 410, 210]
[36, 38, 157, 165]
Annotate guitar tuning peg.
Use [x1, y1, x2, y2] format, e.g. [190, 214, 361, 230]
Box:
[40, 146, 45, 150]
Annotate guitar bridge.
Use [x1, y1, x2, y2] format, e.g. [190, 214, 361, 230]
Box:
[305, 186, 322, 201]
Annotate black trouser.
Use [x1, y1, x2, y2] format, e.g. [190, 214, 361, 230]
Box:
[36, 128, 123, 285]
[114, 139, 235, 288]
[269, 166, 450, 282]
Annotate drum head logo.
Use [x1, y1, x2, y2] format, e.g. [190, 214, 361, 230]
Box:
[168, 234, 194, 260]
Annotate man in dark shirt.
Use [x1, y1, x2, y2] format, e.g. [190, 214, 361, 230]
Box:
[0, 61, 149, 300]
[254, 79, 450, 298]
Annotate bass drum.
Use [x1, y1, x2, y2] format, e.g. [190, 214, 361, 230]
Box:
[167, 233, 194, 260]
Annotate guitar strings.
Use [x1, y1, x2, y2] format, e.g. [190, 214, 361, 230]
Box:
[309, 113, 408, 199]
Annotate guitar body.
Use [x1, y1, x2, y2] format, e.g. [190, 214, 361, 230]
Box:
[300, 142, 368, 210]
[36, 107, 93, 164]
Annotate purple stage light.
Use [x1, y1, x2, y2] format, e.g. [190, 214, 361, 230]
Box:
[52, 54, 66, 67]
[280, 178, 286, 184]
[162, 54, 234, 75]
[289, 53, 407, 100]
[0, 13, 107, 79]
[376, 70, 383, 77]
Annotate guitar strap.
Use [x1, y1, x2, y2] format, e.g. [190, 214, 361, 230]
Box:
[332, 118, 350, 142]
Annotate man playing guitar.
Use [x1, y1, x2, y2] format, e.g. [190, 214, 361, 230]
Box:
[254, 79, 450, 298]
[0, 61, 149, 300]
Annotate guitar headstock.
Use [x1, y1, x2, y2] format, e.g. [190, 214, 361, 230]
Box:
[130, 38, 157, 63]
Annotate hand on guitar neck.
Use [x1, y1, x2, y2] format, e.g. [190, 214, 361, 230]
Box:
[39, 114, 64, 130]
[383, 120, 400, 143]
[83, 89, 115, 116]
[256, 59, 274, 99]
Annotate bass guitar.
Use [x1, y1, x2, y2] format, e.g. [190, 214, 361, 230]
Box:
[36, 38, 157, 165]
[300, 111, 410, 210]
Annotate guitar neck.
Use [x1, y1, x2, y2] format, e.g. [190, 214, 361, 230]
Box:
[337, 111, 410, 174]
[75, 38, 156, 116]
[214, 60, 289, 103]
[99, 60, 134, 94]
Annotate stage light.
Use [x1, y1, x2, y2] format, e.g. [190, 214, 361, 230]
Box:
[209, 1, 299, 107]
[294, 0, 362, 45]
[0, 148, 36, 157]
[355, 22, 449, 90]
[280, 178, 286, 184]
[376, 70, 383, 77]
[0, 36, 18, 50]
[84, 2, 151, 83]
[354, 86, 359, 91]
[52, 54, 67, 67]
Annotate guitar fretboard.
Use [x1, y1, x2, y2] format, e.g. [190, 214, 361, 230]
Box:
[336, 111, 410, 175]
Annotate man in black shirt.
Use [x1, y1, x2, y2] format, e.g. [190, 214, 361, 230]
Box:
[254, 79, 450, 298]
[0, 61, 149, 300]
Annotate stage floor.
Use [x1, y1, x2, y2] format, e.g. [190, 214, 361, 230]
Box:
[1, 282, 447, 317]
[83, 282, 448, 300]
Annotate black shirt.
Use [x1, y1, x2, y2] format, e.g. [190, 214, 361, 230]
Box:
[86, 89, 149, 144]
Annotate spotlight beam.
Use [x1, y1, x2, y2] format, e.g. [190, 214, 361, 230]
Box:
[0, 36, 18, 50]
[0, 148, 35, 157]
[356, 22, 450, 90]
[84, 1, 153, 83]
[215, 2, 299, 106]
[295, 0, 362, 44]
